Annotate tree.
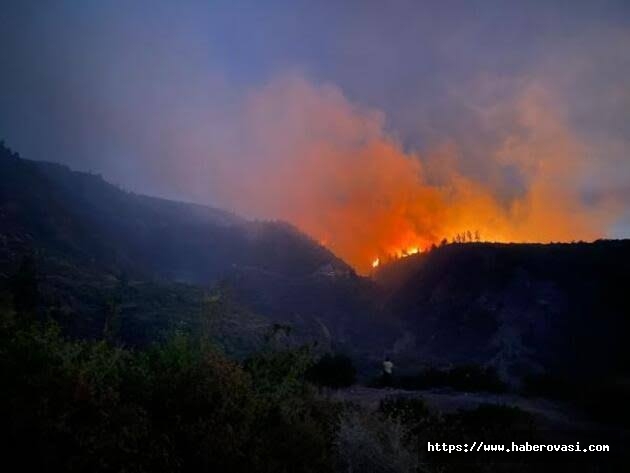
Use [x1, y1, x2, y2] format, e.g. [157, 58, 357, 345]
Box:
[305, 353, 356, 389]
[262, 322, 294, 351]
[102, 296, 121, 343]
[10, 254, 39, 319]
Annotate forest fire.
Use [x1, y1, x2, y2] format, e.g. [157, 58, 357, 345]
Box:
[370, 232, 486, 270]
[399, 247, 420, 257]
[371, 246, 421, 270]
[207, 77, 615, 275]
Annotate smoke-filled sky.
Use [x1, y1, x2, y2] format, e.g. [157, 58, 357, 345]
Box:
[2, 0, 629, 272]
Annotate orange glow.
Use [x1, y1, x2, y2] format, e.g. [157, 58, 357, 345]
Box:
[371, 246, 422, 269]
[208, 76, 616, 274]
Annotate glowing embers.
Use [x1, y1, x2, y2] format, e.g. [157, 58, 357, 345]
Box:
[371, 246, 422, 269]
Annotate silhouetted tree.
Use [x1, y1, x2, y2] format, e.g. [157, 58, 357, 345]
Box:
[102, 296, 120, 343]
[305, 353, 356, 388]
[103, 273, 131, 343]
[10, 254, 39, 319]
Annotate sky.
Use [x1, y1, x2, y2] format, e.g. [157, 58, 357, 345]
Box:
[1, 0, 629, 271]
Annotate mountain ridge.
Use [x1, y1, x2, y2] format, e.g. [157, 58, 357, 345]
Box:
[2, 141, 630, 391]
[0, 141, 392, 356]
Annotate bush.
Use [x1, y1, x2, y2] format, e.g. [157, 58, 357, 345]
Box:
[306, 354, 357, 389]
[334, 409, 418, 473]
[377, 401, 537, 473]
[444, 404, 535, 433]
[398, 365, 506, 393]
[521, 372, 575, 399]
[378, 397, 431, 436]
[0, 309, 338, 473]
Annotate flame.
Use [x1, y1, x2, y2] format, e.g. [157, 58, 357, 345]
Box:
[372, 246, 422, 268]
[392, 247, 420, 260]
[205, 76, 616, 275]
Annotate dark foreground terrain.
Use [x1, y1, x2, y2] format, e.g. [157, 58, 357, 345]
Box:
[1, 141, 629, 471]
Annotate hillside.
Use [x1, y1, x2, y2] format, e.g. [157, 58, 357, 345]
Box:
[2, 140, 630, 392]
[376, 241, 630, 391]
[0, 142, 393, 355]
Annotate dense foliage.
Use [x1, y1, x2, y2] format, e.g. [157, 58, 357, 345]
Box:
[0, 142, 390, 362]
[396, 365, 506, 393]
[305, 353, 357, 389]
[0, 305, 340, 473]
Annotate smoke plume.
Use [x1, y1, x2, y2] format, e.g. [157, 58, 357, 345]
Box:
[201, 75, 615, 272]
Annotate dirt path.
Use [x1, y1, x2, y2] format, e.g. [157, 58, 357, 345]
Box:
[329, 386, 595, 429]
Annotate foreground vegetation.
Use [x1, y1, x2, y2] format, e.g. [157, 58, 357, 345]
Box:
[2, 293, 556, 473]
[2, 257, 618, 472]
[0, 303, 340, 472]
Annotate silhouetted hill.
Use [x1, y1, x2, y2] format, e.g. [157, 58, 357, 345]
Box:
[375, 241, 630, 389]
[0, 142, 392, 355]
[3, 140, 630, 396]
[3, 151, 351, 280]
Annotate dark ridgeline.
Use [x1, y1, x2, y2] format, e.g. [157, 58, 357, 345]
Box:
[1, 141, 630, 471]
[377, 240, 630, 372]
[2, 140, 630, 382]
[0, 141, 391, 353]
[376, 241, 630, 417]
[2, 140, 630, 380]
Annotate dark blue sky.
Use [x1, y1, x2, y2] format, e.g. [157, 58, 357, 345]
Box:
[1, 0, 629, 253]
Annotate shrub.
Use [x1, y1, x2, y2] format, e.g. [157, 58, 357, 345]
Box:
[334, 409, 418, 473]
[378, 397, 431, 435]
[398, 364, 506, 393]
[243, 346, 313, 402]
[0, 309, 338, 473]
[521, 372, 575, 400]
[444, 404, 535, 433]
[306, 353, 357, 389]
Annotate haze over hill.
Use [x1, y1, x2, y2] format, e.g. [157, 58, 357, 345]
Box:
[4, 3, 630, 273]
[2, 141, 629, 392]
[376, 242, 630, 386]
[3, 3, 630, 470]
[0, 141, 391, 355]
